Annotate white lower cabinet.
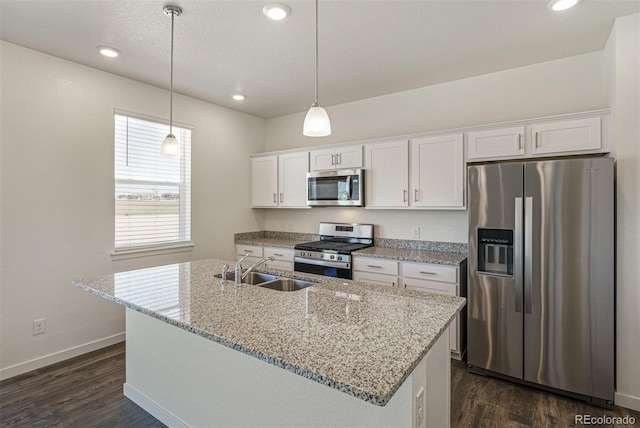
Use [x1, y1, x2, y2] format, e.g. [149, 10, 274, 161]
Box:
[353, 255, 466, 359]
[263, 246, 294, 271]
[236, 244, 263, 265]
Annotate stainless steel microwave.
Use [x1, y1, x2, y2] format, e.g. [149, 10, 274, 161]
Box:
[307, 169, 364, 207]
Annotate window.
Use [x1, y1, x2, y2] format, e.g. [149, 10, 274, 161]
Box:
[114, 113, 191, 252]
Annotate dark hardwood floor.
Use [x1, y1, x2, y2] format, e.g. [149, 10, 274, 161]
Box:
[1, 342, 638, 427]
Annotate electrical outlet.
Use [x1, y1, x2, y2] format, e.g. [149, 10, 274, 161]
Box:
[33, 318, 46, 335]
[415, 386, 425, 426]
[411, 226, 420, 239]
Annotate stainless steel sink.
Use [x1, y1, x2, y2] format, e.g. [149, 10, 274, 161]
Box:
[259, 277, 315, 292]
[214, 272, 278, 285]
[214, 272, 315, 291]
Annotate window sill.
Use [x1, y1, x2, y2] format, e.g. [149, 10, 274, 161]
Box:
[111, 242, 194, 261]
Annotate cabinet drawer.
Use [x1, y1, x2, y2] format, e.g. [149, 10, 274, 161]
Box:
[236, 255, 261, 265]
[353, 271, 398, 288]
[401, 262, 457, 283]
[236, 245, 263, 258]
[264, 247, 294, 262]
[353, 257, 399, 275]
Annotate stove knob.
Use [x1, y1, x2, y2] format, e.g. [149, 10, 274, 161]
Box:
[330, 255, 335, 260]
[337, 256, 342, 261]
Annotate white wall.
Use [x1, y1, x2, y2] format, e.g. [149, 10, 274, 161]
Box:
[604, 14, 640, 411]
[0, 42, 264, 377]
[263, 52, 606, 243]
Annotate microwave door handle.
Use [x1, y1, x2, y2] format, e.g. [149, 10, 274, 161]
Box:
[346, 175, 351, 200]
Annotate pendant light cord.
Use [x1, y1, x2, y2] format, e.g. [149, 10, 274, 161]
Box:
[314, 0, 319, 105]
[169, 10, 175, 136]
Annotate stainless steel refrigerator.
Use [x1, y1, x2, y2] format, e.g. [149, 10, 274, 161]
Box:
[467, 157, 614, 408]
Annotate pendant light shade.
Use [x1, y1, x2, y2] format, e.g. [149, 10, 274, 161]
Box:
[303, 102, 331, 137]
[303, 0, 331, 137]
[161, 5, 182, 158]
[161, 134, 180, 156]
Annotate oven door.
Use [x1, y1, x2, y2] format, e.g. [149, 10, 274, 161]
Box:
[307, 169, 363, 206]
[294, 257, 352, 279]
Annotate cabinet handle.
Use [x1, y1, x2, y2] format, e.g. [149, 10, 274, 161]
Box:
[280, 193, 284, 203]
[331, 154, 335, 165]
[419, 271, 437, 275]
[414, 189, 419, 202]
[367, 265, 382, 268]
[273, 193, 276, 203]
[535, 131, 540, 148]
[244, 250, 253, 253]
[518, 134, 523, 150]
[273, 253, 284, 257]
[337, 153, 342, 165]
[403, 189, 407, 202]
[404, 283, 407, 289]
[392, 282, 396, 287]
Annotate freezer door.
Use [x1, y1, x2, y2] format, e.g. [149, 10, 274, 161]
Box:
[468, 163, 524, 379]
[524, 158, 614, 402]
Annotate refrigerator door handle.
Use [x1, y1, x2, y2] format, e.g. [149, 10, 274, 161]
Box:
[515, 197, 523, 313]
[524, 196, 533, 314]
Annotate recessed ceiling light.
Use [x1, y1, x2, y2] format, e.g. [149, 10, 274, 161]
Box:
[232, 94, 246, 101]
[97, 46, 120, 58]
[547, 0, 580, 11]
[263, 3, 290, 20]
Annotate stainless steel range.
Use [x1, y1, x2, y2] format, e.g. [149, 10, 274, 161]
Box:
[294, 223, 374, 279]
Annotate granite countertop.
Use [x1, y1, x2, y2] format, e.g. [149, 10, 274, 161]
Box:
[73, 258, 465, 406]
[354, 246, 468, 265]
[235, 231, 468, 266]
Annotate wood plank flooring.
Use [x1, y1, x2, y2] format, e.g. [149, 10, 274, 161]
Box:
[1, 343, 638, 427]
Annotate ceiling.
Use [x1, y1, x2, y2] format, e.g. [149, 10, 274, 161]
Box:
[1, 1, 638, 119]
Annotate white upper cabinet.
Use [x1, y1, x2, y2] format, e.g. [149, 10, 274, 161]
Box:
[278, 152, 309, 208]
[410, 134, 465, 209]
[530, 117, 601, 155]
[310, 145, 363, 171]
[467, 126, 525, 160]
[252, 152, 309, 208]
[467, 114, 605, 162]
[251, 155, 278, 207]
[364, 140, 409, 208]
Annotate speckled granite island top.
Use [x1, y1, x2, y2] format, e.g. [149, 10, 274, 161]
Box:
[73, 259, 465, 406]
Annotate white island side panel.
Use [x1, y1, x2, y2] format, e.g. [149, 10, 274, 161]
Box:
[124, 308, 449, 428]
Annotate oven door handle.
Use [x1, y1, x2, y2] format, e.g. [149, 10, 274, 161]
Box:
[294, 257, 349, 269]
[346, 175, 352, 201]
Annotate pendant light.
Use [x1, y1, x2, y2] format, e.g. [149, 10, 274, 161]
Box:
[303, 0, 331, 137]
[160, 5, 182, 157]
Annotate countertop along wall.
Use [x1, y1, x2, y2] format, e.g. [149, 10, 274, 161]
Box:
[262, 51, 606, 243]
[0, 41, 265, 378]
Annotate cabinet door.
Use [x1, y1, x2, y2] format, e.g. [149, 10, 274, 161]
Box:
[410, 134, 464, 208]
[336, 145, 363, 169]
[278, 152, 309, 208]
[364, 141, 409, 208]
[353, 271, 398, 288]
[401, 277, 459, 353]
[251, 156, 278, 207]
[310, 148, 336, 171]
[531, 117, 601, 155]
[467, 126, 525, 160]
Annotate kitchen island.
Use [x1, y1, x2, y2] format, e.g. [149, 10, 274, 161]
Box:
[74, 258, 465, 427]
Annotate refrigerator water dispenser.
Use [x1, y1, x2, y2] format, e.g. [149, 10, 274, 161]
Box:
[477, 229, 513, 276]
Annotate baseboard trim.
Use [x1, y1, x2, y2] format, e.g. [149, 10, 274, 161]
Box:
[0, 332, 126, 381]
[615, 391, 640, 412]
[123, 383, 189, 428]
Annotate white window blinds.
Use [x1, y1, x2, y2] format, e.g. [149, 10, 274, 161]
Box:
[114, 114, 191, 250]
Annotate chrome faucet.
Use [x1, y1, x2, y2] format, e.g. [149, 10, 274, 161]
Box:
[234, 253, 252, 286]
[235, 256, 275, 286]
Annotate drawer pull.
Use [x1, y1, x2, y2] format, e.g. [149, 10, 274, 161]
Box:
[244, 250, 253, 253]
[367, 265, 382, 268]
[419, 271, 436, 275]
[273, 253, 284, 257]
